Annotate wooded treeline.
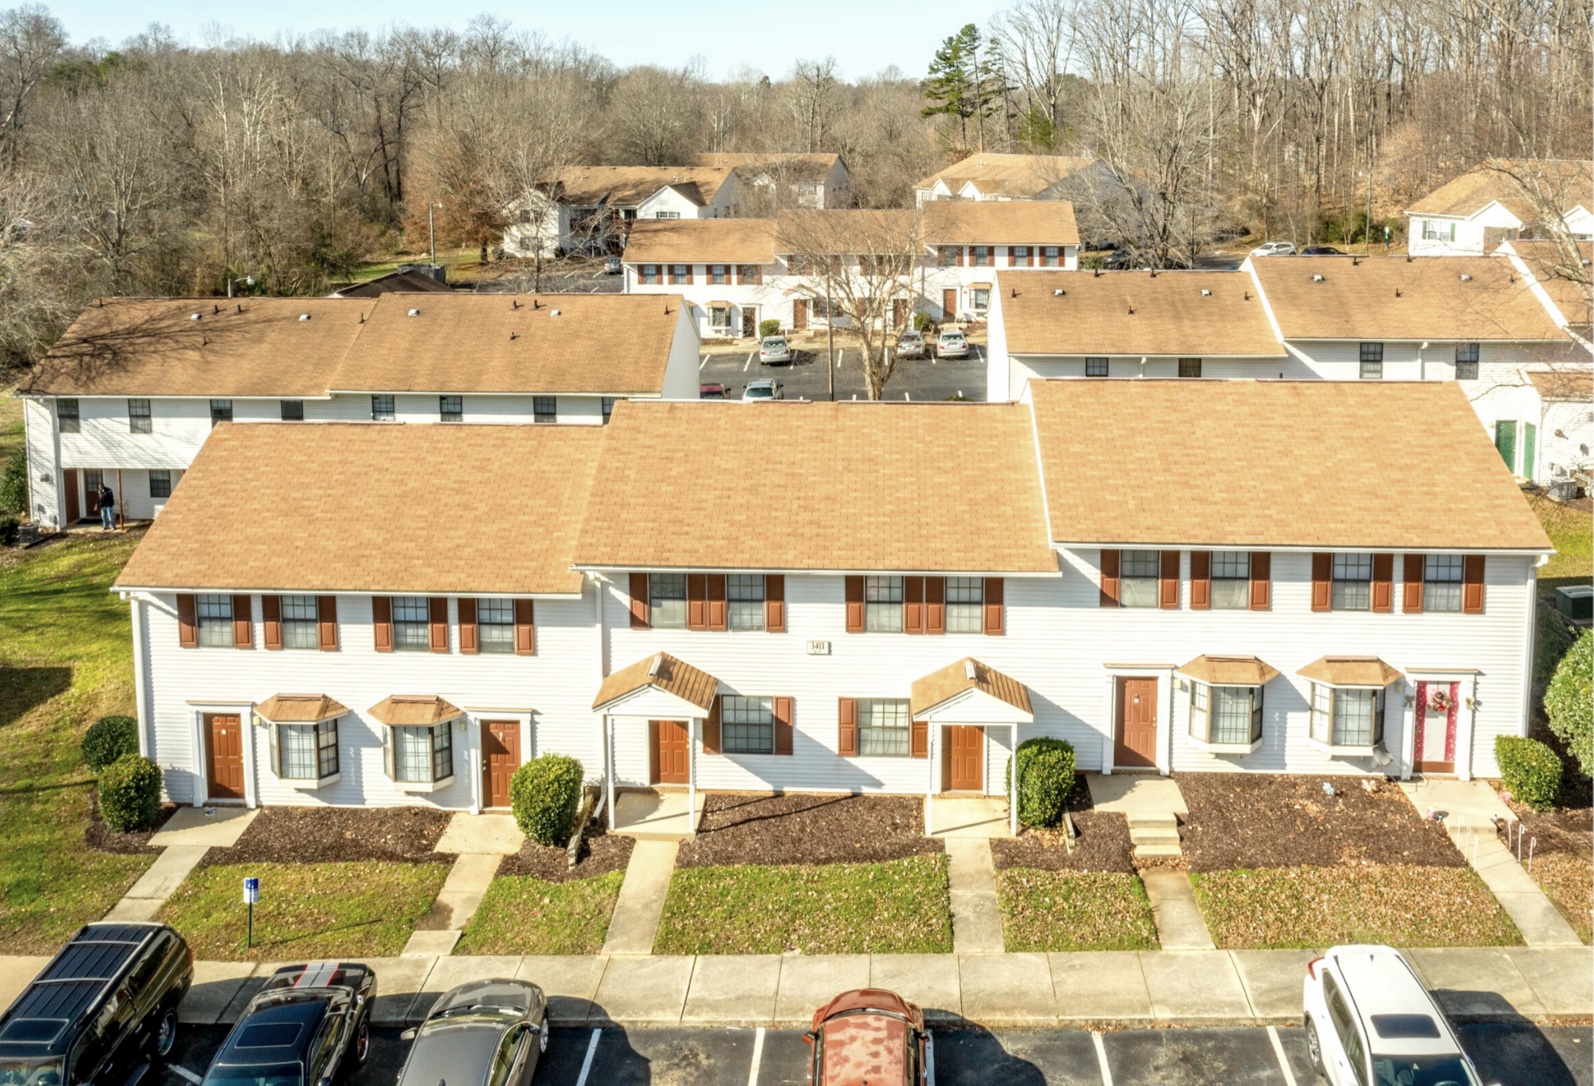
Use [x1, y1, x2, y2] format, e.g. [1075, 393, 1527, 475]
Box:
[0, 0, 1587, 372]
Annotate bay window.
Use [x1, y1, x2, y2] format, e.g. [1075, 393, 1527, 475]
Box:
[1310, 684, 1386, 749]
[390, 723, 454, 784]
[1189, 684, 1263, 747]
[273, 718, 339, 781]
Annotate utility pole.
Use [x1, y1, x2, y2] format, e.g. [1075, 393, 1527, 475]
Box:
[826, 276, 835, 401]
[429, 203, 443, 266]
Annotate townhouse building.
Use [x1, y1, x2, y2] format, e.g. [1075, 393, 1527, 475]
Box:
[913, 153, 1097, 205]
[1404, 159, 1592, 257]
[115, 381, 1549, 823]
[502, 166, 743, 258]
[689, 153, 851, 211]
[17, 292, 700, 529]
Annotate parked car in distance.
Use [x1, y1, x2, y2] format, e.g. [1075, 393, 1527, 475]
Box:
[935, 329, 969, 359]
[1300, 246, 1346, 256]
[699, 383, 727, 400]
[602, 256, 621, 275]
[742, 379, 783, 401]
[895, 330, 927, 360]
[1100, 248, 1136, 270]
[398, 980, 548, 1086]
[759, 336, 793, 364]
[1303, 945, 1493, 1086]
[1250, 240, 1297, 257]
[0, 922, 192, 1086]
[805, 989, 928, 1086]
[201, 962, 374, 1086]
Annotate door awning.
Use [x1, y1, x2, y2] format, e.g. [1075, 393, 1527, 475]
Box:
[1297, 655, 1403, 688]
[368, 694, 465, 726]
[1176, 655, 1279, 687]
[255, 693, 348, 723]
[593, 651, 719, 714]
[910, 657, 1033, 721]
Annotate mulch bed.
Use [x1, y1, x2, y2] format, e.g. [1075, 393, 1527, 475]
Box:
[199, 807, 454, 866]
[85, 799, 177, 855]
[1178, 773, 1464, 873]
[674, 793, 944, 868]
[991, 775, 1136, 874]
[496, 824, 635, 883]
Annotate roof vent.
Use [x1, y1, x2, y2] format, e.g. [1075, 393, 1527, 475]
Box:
[189, 312, 202, 321]
[298, 313, 311, 321]
[1459, 273, 1472, 281]
[407, 308, 420, 317]
[1053, 288, 1065, 296]
[550, 309, 561, 317]
[647, 653, 663, 678]
[964, 659, 977, 681]
[1201, 288, 1212, 295]
[1311, 274, 1324, 282]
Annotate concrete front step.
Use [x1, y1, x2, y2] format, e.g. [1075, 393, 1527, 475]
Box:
[1127, 814, 1179, 830]
[1132, 843, 1183, 858]
[1129, 829, 1181, 847]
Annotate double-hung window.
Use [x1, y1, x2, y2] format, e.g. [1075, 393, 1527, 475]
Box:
[946, 577, 984, 632]
[1421, 220, 1456, 242]
[393, 724, 453, 784]
[709, 264, 729, 285]
[196, 594, 234, 647]
[392, 596, 431, 651]
[641, 264, 660, 285]
[1424, 554, 1464, 613]
[1040, 245, 1061, 267]
[727, 575, 766, 630]
[280, 399, 304, 421]
[670, 263, 690, 284]
[649, 573, 687, 628]
[1359, 343, 1384, 380]
[1331, 553, 1372, 611]
[971, 287, 991, 312]
[1311, 684, 1385, 748]
[857, 698, 911, 756]
[277, 718, 339, 781]
[1189, 684, 1263, 746]
[1085, 357, 1109, 377]
[477, 598, 516, 652]
[371, 395, 395, 421]
[148, 470, 173, 500]
[864, 576, 904, 632]
[58, 398, 80, 433]
[533, 395, 557, 423]
[1119, 551, 1161, 608]
[973, 245, 991, 267]
[1011, 245, 1030, 266]
[938, 247, 957, 267]
[280, 595, 319, 649]
[720, 695, 774, 754]
[738, 265, 762, 285]
[1178, 358, 1202, 378]
[1455, 343, 1479, 380]
[1210, 551, 1250, 609]
[128, 398, 152, 434]
[439, 396, 463, 422]
[210, 399, 233, 427]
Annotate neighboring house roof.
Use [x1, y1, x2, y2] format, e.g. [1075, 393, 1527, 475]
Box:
[1406, 159, 1592, 222]
[114, 422, 605, 595]
[20, 298, 366, 398]
[691, 152, 842, 183]
[1500, 239, 1594, 327]
[368, 695, 465, 726]
[921, 200, 1079, 246]
[593, 652, 719, 712]
[1528, 368, 1594, 402]
[254, 694, 349, 722]
[545, 165, 736, 208]
[329, 270, 454, 299]
[999, 271, 1283, 357]
[915, 153, 1096, 198]
[1250, 256, 1568, 341]
[574, 400, 1057, 574]
[330, 292, 684, 395]
[910, 657, 1033, 718]
[623, 218, 779, 265]
[1026, 379, 1552, 552]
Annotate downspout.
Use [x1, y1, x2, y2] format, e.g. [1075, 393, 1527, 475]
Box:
[130, 596, 152, 758]
[1511, 555, 1548, 776]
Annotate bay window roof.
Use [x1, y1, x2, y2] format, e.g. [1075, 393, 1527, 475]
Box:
[1297, 655, 1403, 688]
[255, 693, 348, 723]
[1176, 655, 1279, 687]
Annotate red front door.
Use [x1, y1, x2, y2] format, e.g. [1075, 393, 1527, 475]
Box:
[482, 720, 520, 807]
[206, 713, 245, 800]
[942, 288, 958, 320]
[64, 469, 81, 523]
[651, 720, 690, 785]
[1115, 677, 1159, 768]
[1414, 681, 1458, 774]
[943, 726, 984, 792]
[792, 299, 809, 332]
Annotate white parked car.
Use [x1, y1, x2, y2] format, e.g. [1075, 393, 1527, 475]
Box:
[742, 379, 783, 401]
[935, 329, 969, 359]
[759, 336, 793, 364]
[1303, 945, 1492, 1086]
[1250, 240, 1296, 257]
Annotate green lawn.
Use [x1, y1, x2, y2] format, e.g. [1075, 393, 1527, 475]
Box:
[455, 872, 624, 956]
[157, 861, 447, 960]
[0, 533, 154, 952]
[996, 869, 1159, 952]
[654, 855, 953, 955]
[1533, 491, 1593, 585]
[0, 390, 21, 463]
[1191, 866, 1522, 949]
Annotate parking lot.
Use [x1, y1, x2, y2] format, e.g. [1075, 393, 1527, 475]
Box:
[697, 344, 988, 402]
[162, 1021, 1592, 1086]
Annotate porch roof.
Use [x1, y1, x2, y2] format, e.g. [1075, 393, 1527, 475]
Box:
[1176, 655, 1280, 688]
[593, 652, 719, 713]
[368, 694, 465, 726]
[254, 693, 348, 723]
[1297, 655, 1403, 688]
[910, 657, 1033, 719]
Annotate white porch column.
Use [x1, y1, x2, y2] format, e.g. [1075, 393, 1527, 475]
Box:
[925, 724, 936, 836]
[1010, 722, 1019, 837]
[604, 714, 616, 832]
[688, 716, 698, 835]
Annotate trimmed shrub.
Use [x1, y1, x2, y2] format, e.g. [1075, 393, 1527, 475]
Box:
[510, 754, 585, 846]
[1005, 737, 1076, 828]
[912, 311, 934, 333]
[82, 715, 140, 772]
[98, 754, 163, 832]
[1496, 735, 1563, 812]
[0, 516, 17, 547]
[1545, 629, 1593, 779]
[0, 449, 25, 516]
[759, 318, 782, 339]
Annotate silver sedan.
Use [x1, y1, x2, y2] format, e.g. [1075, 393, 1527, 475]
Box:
[398, 980, 549, 1086]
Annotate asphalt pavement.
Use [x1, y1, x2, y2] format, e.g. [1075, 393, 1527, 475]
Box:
[161, 1021, 1592, 1086]
[698, 345, 988, 403]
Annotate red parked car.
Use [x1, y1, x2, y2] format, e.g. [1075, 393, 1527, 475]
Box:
[805, 988, 929, 1085]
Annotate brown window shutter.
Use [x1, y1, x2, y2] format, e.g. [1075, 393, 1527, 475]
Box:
[1403, 554, 1425, 613]
[317, 596, 339, 651]
[429, 597, 449, 653]
[648, 721, 660, 782]
[774, 696, 794, 755]
[925, 577, 946, 635]
[1311, 553, 1332, 612]
[458, 598, 479, 654]
[844, 576, 865, 633]
[904, 576, 925, 634]
[178, 594, 198, 648]
[911, 718, 928, 758]
[1249, 553, 1271, 611]
[262, 595, 282, 650]
[983, 577, 1004, 635]
[1099, 549, 1120, 607]
[687, 573, 708, 630]
[1159, 551, 1180, 609]
[1463, 555, 1486, 614]
[706, 574, 727, 631]
[838, 697, 858, 755]
[956, 246, 965, 266]
[702, 697, 721, 753]
[1371, 554, 1394, 613]
[372, 596, 393, 652]
[764, 574, 785, 632]
[629, 573, 649, 629]
[232, 594, 253, 648]
[1185, 551, 1210, 610]
[515, 599, 536, 655]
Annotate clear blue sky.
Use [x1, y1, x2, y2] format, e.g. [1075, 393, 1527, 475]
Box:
[46, 0, 1004, 81]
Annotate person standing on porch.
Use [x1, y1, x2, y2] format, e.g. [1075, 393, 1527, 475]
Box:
[97, 483, 115, 530]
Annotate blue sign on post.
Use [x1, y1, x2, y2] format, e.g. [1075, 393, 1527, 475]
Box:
[243, 877, 260, 949]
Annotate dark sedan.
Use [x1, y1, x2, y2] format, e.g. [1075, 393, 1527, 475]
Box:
[398, 980, 548, 1086]
[200, 963, 375, 1086]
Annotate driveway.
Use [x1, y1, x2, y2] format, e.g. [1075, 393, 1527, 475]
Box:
[698, 345, 987, 403]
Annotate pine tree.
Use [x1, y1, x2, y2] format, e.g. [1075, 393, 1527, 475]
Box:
[921, 24, 999, 151]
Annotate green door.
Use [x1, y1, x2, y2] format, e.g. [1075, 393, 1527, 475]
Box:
[1495, 419, 1517, 472]
[1523, 422, 1537, 480]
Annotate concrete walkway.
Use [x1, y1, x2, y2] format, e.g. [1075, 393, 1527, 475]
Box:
[612, 791, 704, 839]
[104, 807, 259, 922]
[1089, 775, 1188, 861]
[401, 813, 523, 957]
[600, 839, 681, 955]
[1140, 869, 1217, 951]
[945, 839, 1004, 953]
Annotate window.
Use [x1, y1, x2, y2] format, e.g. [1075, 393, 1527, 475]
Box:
[973, 245, 991, 267]
[1189, 684, 1263, 746]
[650, 573, 687, 628]
[709, 264, 729, 285]
[1421, 219, 1456, 242]
[641, 264, 660, 285]
[720, 695, 774, 754]
[278, 718, 338, 780]
[371, 395, 395, 421]
[148, 470, 172, 500]
[392, 596, 431, 651]
[1332, 553, 1372, 611]
[946, 577, 984, 632]
[971, 287, 991, 312]
[1120, 550, 1160, 608]
[1455, 342, 1479, 380]
[533, 395, 557, 423]
[281, 595, 318, 649]
[857, 698, 911, 756]
[1359, 342, 1384, 380]
[1178, 358, 1202, 378]
[1311, 684, 1386, 748]
[439, 395, 462, 422]
[1424, 553, 1464, 613]
[477, 598, 515, 653]
[670, 263, 690, 284]
[128, 398, 151, 434]
[709, 306, 732, 333]
[728, 575, 765, 630]
[864, 575, 904, 632]
[280, 400, 304, 421]
[1011, 245, 1029, 266]
[1211, 551, 1250, 609]
[1040, 245, 1061, 267]
[1085, 357, 1109, 377]
[738, 265, 762, 285]
[938, 246, 957, 267]
[654, 210, 681, 220]
[196, 593, 234, 647]
[210, 399, 233, 426]
[58, 398, 79, 433]
[602, 397, 616, 423]
[393, 723, 453, 784]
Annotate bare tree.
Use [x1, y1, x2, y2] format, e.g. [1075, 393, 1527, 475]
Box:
[0, 4, 65, 171]
[787, 58, 840, 153]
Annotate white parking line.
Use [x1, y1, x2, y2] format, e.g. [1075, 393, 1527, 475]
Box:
[699, 354, 709, 370]
[170, 1066, 202, 1085]
[903, 392, 911, 401]
[574, 1027, 601, 1086]
[1092, 1031, 1113, 1086]
[746, 1025, 765, 1085]
[1267, 1026, 1299, 1086]
[744, 351, 755, 372]
[925, 1034, 935, 1086]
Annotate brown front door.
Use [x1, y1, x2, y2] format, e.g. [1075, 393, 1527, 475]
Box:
[84, 470, 103, 516]
[482, 720, 520, 808]
[64, 469, 80, 523]
[1114, 677, 1159, 768]
[650, 719, 690, 785]
[942, 725, 984, 792]
[206, 713, 245, 800]
[942, 288, 958, 320]
[792, 299, 808, 331]
[892, 298, 908, 330]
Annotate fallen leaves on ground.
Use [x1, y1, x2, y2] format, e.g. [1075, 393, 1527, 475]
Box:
[455, 871, 625, 955]
[996, 868, 1159, 952]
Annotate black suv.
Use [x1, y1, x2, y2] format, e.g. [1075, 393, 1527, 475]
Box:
[200, 963, 375, 1086]
[0, 922, 193, 1086]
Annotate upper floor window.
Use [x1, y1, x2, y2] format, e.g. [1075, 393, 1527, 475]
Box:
[738, 265, 762, 285]
[1040, 246, 1061, 267]
[392, 596, 431, 651]
[1190, 684, 1263, 746]
[1120, 550, 1161, 608]
[654, 210, 681, 220]
[1011, 245, 1030, 266]
[709, 264, 729, 285]
[196, 593, 234, 647]
[720, 695, 774, 754]
[58, 398, 79, 433]
[371, 395, 395, 421]
[602, 397, 616, 423]
[1423, 554, 1464, 613]
[1178, 358, 1202, 378]
[128, 398, 152, 434]
[533, 395, 557, 424]
[1455, 343, 1479, 381]
[946, 577, 984, 632]
[728, 575, 766, 630]
[210, 399, 233, 427]
[650, 573, 688, 628]
[938, 247, 957, 267]
[1085, 357, 1109, 378]
[1331, 553, 1372, 611]
[1310, 684, 1385, 748]
[865, 575, 904, 632]
[973, 245, 992, 267]
[670, 263, 691, 284]
[858, 698, 911, 756]
[640, 264, 660, 285]
[1359, 343, 1383, 380]
[439, 395, 463, 422]
[1211, 551, 1250, 609]
[280, 400, 304, 421]
[477, 598, 516, 653]
[148, 470, 173, 500]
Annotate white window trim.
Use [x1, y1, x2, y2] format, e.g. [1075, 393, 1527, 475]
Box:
[1304, 682, 1389, 757]
[386, 720, 460, 792]
[267, 716, 342, 789]
[463, 708, 535, 813]
[1182, 680, 1264, 754]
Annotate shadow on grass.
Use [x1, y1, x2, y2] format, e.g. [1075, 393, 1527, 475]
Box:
[0, 665, 73, 729]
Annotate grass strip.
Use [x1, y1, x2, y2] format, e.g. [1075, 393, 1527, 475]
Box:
[455, 871, 624, 956]
[1525, 852, 1593, 945]
[996, 868, 1159, 952]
